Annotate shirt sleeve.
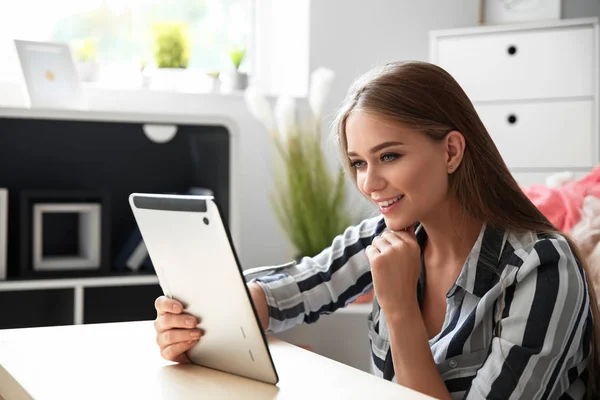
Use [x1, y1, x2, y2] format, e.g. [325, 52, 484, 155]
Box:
[245, 215, 385, 333]
[465, 237, 593, 399]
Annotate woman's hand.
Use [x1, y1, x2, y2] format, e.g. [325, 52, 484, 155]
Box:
[154, 296, 203, 363]
[366, 227, 421, 315]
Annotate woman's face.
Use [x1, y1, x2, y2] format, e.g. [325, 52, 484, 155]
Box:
[345, 111, 451, 231]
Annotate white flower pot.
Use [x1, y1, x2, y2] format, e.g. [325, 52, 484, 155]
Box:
[222, 72, 249, 92]
[149, 68, 189, 92]
[208, 77, 221, 93]
[76, 62, 99, 83]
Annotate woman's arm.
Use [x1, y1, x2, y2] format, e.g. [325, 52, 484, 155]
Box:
[387, 303, 452, 400]
[247, 282, 269, 331]
[366, 227, 452, 398]
[245, 215, 385, 333]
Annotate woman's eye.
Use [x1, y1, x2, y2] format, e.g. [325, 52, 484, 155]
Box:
[349, 160, 365, 169]
[381, 153, 400, 162]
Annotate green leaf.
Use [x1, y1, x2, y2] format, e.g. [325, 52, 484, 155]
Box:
[74, 38, 97, 62]
[228, 46, 246, 70]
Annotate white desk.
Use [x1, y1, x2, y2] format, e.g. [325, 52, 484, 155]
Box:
[0, 321, 434, 400]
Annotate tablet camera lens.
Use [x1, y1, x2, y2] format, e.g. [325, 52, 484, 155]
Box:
[203, 217, 209, 225]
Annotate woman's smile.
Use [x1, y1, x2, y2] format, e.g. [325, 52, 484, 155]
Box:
[374, 195, 404, 214]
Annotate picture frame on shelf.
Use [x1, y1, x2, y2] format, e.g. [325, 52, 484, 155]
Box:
[13, 40, 88, 110]
[19, 190, 111, 278]
[32, 203, 101, 272]
[0, 189, 7, 280]
[479, 0, 561, 25]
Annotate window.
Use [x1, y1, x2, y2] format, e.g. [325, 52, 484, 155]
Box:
[0, 0, 252, 83]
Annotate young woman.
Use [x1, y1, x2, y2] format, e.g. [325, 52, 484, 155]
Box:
[153, 61, 598, 399]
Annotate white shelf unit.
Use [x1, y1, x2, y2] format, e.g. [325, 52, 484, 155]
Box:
[0, 105, 238, 329]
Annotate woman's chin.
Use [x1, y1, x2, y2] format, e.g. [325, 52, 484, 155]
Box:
[383, 216, 415, 232]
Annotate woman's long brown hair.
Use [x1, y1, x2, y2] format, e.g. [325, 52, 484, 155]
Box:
[332, 61, 599, 398]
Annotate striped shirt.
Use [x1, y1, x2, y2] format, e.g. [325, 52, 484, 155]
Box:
[246, 216, 593, 399]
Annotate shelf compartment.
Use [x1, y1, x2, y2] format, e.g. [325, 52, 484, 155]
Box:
[0, 289, 74, 329]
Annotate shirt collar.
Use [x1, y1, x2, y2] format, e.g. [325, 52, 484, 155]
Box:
[416, 222, 510, 298]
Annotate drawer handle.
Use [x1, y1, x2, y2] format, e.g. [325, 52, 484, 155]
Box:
[507, 114, 518, 125]
[507, 45, 517, 56]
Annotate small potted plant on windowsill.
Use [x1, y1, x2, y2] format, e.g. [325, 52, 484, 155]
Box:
[74, 38, 99, 83]
[150, 21, 191, 91]
[222, 45, 247, 92]
[206, 71, 221, 93]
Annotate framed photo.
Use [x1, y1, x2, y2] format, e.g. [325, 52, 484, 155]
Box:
[32, 203, 101, 271]
[19, 190, 110, 278]
[480, 0, 561, 25]
[13, 39, 87, 110]
[0, 189, 6, 280]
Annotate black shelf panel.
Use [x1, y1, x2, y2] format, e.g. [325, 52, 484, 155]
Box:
[0, 117, 230, 280]
[0, 116, 229, 329]
[0, 289, 74, 329]
[84, 284, 162, 324]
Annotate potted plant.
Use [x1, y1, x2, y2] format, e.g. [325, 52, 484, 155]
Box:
[244, 67, 352, 260]
[73, 38, 99, 82]
[150, 21, 191, 91]
[224, 45, 247, 91]
[206, 71, 221, 93]
[140, 59, 152, 89]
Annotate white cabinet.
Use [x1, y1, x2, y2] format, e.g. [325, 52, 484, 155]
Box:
[430, 17, 600, 186]
[434, 26, 595, 102]
[475, 100, 594, 169]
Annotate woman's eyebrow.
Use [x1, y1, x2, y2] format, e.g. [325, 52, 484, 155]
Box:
[347, 141, 404, 157]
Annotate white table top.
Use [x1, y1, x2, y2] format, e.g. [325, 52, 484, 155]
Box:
[0, 321, 433, 400]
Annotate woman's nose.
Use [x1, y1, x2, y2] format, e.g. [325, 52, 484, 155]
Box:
[361, 167, 385, 194]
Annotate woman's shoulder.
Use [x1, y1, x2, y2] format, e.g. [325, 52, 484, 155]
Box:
[506, 230, 580, 278]
[344, 214, 386, 238]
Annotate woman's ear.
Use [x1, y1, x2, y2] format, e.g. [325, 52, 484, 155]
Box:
[445, 130, 465, 173]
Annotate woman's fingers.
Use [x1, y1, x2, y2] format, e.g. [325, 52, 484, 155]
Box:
[371, 236, 392, 253]
[380, 231, 404, 246]
[365, 245, 380, 263]
[157, 328, 203, 348]
[161, 339, 198, 363]
[381, 230, 419, 249]
[155, 296, 184, 315]
[155, 312, 199, 333]
[153, 296, 204, 364]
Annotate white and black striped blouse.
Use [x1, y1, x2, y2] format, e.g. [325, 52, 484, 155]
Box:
[247, 216, 593, 399]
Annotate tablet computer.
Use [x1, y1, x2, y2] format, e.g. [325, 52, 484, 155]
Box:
[129, 193, 279, 385]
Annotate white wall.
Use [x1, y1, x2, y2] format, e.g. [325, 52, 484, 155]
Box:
[563, 0, 600, 19]
[253, 0, 310, 97]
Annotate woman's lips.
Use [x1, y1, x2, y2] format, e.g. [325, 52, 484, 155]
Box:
[378, 195, 404, 214]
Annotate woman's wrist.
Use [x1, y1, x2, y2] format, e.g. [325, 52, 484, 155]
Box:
[384, 297, 421, 325]
[247, 282, 269, 331]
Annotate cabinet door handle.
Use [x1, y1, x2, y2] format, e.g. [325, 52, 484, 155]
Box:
[507, 45, 517, 56]
[142, 124, 178, 143]
[507, 114, 518, 125]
